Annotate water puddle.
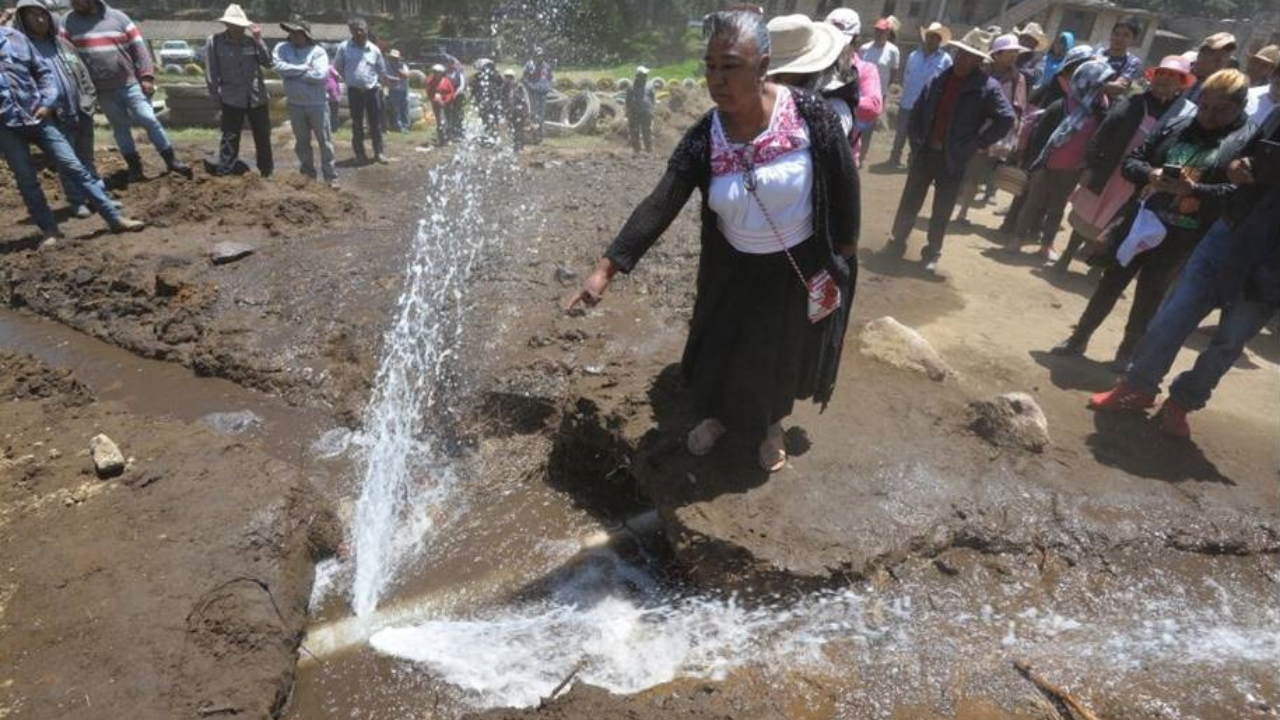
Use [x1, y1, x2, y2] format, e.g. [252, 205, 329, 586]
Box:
[0, 306, 329, 459]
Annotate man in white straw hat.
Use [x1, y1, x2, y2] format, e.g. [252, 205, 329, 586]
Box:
[625, 65, 656, 154]
[885, 28, 1015, 274]
[205, 3, 273, 177]
[1013, 21, 1049, 86]
[883, 20, 951, 169]
[955, 32, 1028, 225]
[822, 8, 885, 167]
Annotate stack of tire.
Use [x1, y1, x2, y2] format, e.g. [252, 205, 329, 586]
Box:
[163, 84, 219, 127]
[164, 80, 288, 128]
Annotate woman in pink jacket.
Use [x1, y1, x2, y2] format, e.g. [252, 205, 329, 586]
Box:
[824, 8, 883, 167]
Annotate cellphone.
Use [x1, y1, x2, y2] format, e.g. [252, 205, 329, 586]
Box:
[1162, 164, 1183, 179]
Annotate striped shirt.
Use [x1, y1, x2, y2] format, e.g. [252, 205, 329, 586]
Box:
[61, 0, 153, 91]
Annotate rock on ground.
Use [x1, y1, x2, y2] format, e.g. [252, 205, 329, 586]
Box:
[967, 392, 1051, 453]
[89, 433, 126, 478]
[858, 316, 952, 381]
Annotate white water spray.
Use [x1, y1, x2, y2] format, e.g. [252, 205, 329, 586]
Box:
[350, 145, 517, 617]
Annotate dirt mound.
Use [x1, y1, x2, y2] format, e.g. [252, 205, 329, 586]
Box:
[141, 172, 366, 236]
[0, 351, 93, 406]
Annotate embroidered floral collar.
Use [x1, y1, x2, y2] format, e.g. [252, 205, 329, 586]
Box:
[710, 86, 808, 177]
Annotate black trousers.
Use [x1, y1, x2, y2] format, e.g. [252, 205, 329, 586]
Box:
[217, 103, 272, 176]
[347, 87, 385, 159]
[628, 113, 652, 153]
[1071, 226, 1201, 356]
[890, 146, 964, 260]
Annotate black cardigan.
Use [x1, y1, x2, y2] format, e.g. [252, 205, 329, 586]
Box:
[604, 88, 860, 291]
[1082, 92, 1180, 194]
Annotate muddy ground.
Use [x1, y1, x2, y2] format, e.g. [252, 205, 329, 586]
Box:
[1, 112, 1277, 720]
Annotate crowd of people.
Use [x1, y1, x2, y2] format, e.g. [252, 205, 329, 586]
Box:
[568, 6, 1278, 470]
[0, 0, 570, 245]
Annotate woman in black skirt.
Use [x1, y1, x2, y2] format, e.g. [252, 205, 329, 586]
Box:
[566, 9, 860, 472]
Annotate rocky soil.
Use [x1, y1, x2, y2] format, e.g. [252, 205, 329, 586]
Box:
[0, 352, 339, 720]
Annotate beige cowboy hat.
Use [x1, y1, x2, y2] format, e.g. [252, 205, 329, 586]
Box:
[388, 49, 402, 59]
[217, 3, 252, 27]
[766, 14, 847, 76]
[948, 27, 993, 61]
[919, 21, 952, 44]
[1013, 21, 1049, 51]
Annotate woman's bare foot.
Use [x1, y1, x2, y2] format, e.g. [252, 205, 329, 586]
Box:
[758, 422, 786, 472]
[687, 418, 726, 456]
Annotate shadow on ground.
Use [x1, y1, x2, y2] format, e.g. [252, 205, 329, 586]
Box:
[1086, 410, 1234, 485]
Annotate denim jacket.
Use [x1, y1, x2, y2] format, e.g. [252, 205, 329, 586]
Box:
[0, 27, 58, 128]
[909, 67, 1016, 176]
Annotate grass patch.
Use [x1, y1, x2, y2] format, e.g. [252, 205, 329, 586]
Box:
[559, 58, 703, 82]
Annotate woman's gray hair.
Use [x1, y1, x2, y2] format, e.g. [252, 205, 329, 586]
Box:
[702, 10, 771, 57]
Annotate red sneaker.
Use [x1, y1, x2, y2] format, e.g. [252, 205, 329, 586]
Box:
[1157, 399, 1191, 439]
[1088, 382, 1157, 412]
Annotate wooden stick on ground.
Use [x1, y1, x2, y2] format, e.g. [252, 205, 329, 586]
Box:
[1013, 659, 1104, 720]
[537, 660, 585, 710]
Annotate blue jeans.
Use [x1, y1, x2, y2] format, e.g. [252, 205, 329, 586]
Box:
[0, 120, 121, 233]
[97, 82, 173, 157]
[1126, 218, 1279, 409]
[56, 115, 102, 207]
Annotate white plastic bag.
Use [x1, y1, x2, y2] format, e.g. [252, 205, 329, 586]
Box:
[1116, 201, 1167, 267]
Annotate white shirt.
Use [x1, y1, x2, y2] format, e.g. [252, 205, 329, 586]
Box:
[709, 89, 814, 254]
[1246, 85, 1278, 125]
[860, 40, 900, 97]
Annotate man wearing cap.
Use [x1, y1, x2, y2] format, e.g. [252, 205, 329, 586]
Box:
[62, 0, 190, 181]
[384, 49, 410, 133]
[885, 30, 1015, 273]
[424, 64, 456, 147]
[1188, 33, 1237, 101]
[274, 18, 336, 188]
[1246, 45, 1279, 88]
[522, 47, 554, 143]
[0, 23, 144, 244]
[503, 68, 530, 152]
[625, 66, 655, 154]
[334, 17, 388, 164]
[13, 0, 101, 218]
[884, 21, 952, 169]
[858, 18, 899, 160]
[205, 4, 273, 177]
[1246, 58, 1279, 125]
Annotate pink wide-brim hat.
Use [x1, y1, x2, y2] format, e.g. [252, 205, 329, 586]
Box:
[990, 34, 1029, 55]
[1145, 54, 1196, 88]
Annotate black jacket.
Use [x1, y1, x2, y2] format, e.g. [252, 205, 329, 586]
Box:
[1082, 92, 1182, 193]
[1121, 114, 1253, 228]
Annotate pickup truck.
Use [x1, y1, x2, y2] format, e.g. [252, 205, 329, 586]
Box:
[157, 40, 196, 66]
